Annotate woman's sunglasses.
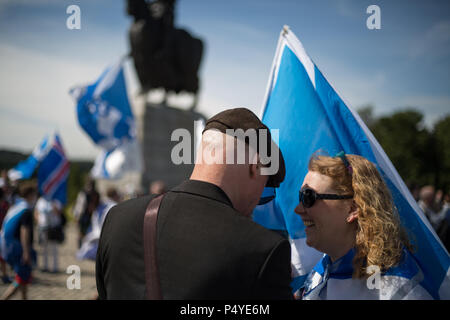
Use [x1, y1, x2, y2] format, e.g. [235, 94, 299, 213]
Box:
[299, 188, 353, 208]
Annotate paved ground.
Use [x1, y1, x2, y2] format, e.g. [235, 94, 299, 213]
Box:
[0, 222, 98, 300]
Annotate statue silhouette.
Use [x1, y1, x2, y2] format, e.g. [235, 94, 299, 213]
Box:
[127, 0, 204, 110]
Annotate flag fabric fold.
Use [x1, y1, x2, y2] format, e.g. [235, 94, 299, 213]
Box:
[7, 133, 69, 206]
[8, 135, 51, 181]
[38, 133, 70, 206]
[253, 26, 450, 299]
[70, 60, 143, 179]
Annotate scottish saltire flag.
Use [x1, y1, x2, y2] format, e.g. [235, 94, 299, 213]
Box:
[70, 60, 143, 179]
[38, 134, 70, 206]
[90, 139, 142, 179]
[0, 199, 30, 263]
[253, 26, 450, 299]
[76, 199, 117, 261]
[8, 135, 51, 181]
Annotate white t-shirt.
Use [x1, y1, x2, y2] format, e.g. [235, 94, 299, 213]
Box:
[36, 197, 62, 228]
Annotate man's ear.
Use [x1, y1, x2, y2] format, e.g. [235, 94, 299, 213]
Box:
[248, 151, 261, 179]
[249, 163, 259, 179]
[346, 200, 359, 223]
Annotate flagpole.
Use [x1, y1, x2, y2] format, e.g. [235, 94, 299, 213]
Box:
[259, 26, 288, 119]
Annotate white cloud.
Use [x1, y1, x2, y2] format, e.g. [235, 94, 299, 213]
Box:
[0, 0, 64, 13]
[409, 20, 450, 59]
[0, 43, 103, 159]
[218, 20, 270, 41]
[0, 42, 244, 159]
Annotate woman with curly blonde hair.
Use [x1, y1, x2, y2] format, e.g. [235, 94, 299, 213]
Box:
[295, 152, 432, 299]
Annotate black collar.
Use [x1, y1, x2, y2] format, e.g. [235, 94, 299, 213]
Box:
[171, 180, 234, 209]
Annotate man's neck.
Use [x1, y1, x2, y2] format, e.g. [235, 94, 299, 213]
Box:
[190, 166, 241, 215]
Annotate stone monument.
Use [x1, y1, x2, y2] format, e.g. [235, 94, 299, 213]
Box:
[126, 0, 206, 192]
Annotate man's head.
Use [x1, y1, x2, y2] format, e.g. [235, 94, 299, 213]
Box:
[190, 108, 285, 217]
[18, 181, 38, 206]
[106, 187, 121, 203]
[420, 185, 435, 206]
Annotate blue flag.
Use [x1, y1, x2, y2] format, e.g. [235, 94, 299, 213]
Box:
[38, 134, 70, 206]
[8, 135, 50, 181]
[253, 26, 450, 299]
[70, 61, 142, 179]
[70, 61, 136, 150]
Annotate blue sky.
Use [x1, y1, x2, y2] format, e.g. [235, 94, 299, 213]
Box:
[0, 0, 449, 159]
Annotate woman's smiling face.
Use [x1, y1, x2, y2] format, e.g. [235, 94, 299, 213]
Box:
[294, 171, 355, 257]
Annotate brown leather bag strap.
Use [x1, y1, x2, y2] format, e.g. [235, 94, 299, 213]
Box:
[143, 194, 165, 300]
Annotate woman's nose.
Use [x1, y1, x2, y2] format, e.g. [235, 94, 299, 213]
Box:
[294, 202, 305, 215]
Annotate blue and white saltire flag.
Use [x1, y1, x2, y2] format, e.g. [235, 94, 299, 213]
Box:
[253, 26, 450, 299]
[90, 139, 142, 180]
[8, 135, 51, 181]
[76, 199, 117, 261]
[38, 133, 70, 206]
[0, 199, 31, 264]
[70, 60, 143, 179]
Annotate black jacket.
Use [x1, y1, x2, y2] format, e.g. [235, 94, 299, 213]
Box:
[96, 180, 293, 299]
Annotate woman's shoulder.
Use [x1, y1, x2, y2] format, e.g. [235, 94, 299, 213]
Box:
[384, 248, 420, 279]
[380, 249, 433, 299]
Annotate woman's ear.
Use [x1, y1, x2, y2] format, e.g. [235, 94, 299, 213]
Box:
[346, 200, 359, 223]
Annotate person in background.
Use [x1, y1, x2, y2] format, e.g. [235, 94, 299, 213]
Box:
[419, 186, 446, 231]
[0, 187, 11, 284]
[436, 193, 450, 252]
[0, 182, 38, 300]
[34, 196, 64, 273]
[149, 180, 167, 195]
[295, 152, 431, 300]
[77, 188, 120, 261]
[73, 177, 98, 248]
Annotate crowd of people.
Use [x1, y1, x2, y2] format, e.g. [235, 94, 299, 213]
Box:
[0, 108, 449, 300]
[0, 177, 38, 299]
[0, 170, 163, 300]
[410, 184, 450, 251]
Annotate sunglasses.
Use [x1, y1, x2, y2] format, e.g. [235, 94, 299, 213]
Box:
[299, 188, 353, 208]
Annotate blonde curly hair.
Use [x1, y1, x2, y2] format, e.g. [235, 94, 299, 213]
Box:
[308, 153, 413, 278]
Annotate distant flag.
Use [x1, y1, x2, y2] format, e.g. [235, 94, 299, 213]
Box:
[253, 26, 450, 299]
[90, 139, 142, 180]
[8, 135, 51, 181]
[70, 60, 143, 179]
[38, 133, 70, 206]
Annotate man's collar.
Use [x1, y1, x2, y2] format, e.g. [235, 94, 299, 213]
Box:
[171, 179, 234, 208]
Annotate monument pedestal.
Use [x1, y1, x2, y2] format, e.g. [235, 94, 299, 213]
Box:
[140, 103, 206, 191]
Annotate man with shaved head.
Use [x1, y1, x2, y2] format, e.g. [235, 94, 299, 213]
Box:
[96, 107, 292, 299]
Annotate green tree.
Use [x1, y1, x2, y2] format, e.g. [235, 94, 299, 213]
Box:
[432, 115, 450, 192]
[369, 109, 434, 187]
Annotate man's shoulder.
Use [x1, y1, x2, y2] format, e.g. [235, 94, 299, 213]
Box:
[236, 213, 288, 253]
[104, 195, 155, 231]
[109, 194, 154, 215]
[192, 195, 286, 253]
[166, 190, 285, 244]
